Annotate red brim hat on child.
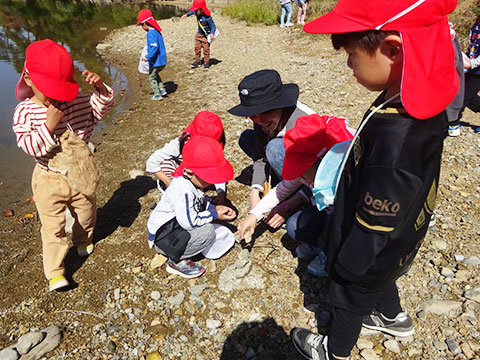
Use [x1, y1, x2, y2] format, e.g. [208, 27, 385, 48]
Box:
[176, 136, 234, 184]
[303, 0, 458, 120]
[15, 39, 78, 101]
[137, 9, 162, 33]
[282, 114, 354, 180]
[183, 111, 223, 141]
[189, 0, 211, 17]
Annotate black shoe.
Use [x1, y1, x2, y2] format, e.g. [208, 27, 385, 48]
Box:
[191, 61, 201, 68]
[291, 328, 329, 360]
[203, 63, 210, 70]
[362, 310, 415, 337]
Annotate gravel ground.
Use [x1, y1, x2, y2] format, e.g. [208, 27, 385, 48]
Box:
[0, 10, 479, 360]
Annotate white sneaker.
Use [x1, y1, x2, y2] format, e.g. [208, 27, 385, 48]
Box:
[448, 124, 460, 137]
[280, 24, 286, 28]
[285, 22, 294, 27]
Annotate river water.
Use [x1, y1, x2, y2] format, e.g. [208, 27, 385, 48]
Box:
[0, 0, 186, 211]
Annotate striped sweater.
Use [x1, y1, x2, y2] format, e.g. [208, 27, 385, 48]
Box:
[13, 84, 114, 171]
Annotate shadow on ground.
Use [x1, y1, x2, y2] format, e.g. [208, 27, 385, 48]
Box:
[220, 317, 303, 360]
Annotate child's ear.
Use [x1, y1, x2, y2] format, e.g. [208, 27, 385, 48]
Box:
[23, 72, 33, 87]
[382, 34, 403, 64]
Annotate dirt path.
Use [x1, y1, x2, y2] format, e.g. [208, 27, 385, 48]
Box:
[0, 12, 479, 360]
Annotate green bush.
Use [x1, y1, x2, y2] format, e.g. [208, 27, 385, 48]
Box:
[223, 0, 279, 25]
[223, 0, 336, 25]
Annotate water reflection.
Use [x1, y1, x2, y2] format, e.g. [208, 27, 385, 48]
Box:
[0, 0, 185, 210]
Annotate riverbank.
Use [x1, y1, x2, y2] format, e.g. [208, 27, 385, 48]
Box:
[1, 12, 479, 360]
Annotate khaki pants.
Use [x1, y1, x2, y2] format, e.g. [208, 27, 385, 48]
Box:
[32, 166, 96, 280]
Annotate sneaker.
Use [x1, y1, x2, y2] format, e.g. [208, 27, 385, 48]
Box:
[362, 310, 415, 337]
[77, 243, 94, 257]
[49, 275, 69, 292]
[203, 63, 210, 70]
[475, 126, 480, 133]
[291, 328, 330, 360]
[280, 24, 286, 28]
[151, 94, 163, 101]
[295, 243, 322, 261]
[448, 124, 461, 137]
[307, 253, 328, 277]
[166, 259, 205, 279]
[160, 88, 167, 96]
[191, 61, 201, 68]
[285, 22, 294, 27]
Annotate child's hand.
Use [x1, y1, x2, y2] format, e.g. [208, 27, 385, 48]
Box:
[181, 14, 187, 20]
[265, 211, 286, 229]
[209, 33, 214, 41]
[45, 104, 64, 133]
[216, 205, 236, 221]
[238, 214, 257, 239]
[82, 70, 108, 95]
[141, 57, 148, 62]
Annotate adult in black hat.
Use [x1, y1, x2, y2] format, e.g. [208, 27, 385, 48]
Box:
[228, 69, 317, 210]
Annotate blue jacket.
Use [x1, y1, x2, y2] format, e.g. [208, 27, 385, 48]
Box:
[468, 16, 480, 75]
[186, 10, 216, 36]
[146, 29, 167, 68]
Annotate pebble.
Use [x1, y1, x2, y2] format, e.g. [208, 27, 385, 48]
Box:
[360, 348, 380, 360]
[206, 319, 222, 330]
[357, 338, 374, 350]
[15, 331, 44, 354]
[150, 254, 168, 269]
[432, 239, 448, 250]
[433, 339, 448, 351]
[168, 291, 185, 306]
[150, 291, 161, 301]
[129, 169, 144, 179]
[421, 299, 462, 316]
[0, 348, 19, 360]
[383, 339, 400, 353]
[464, 288, 480, 302]
[464, 256, 480, 265]
[441, 267, 455, 278]
[446, 338, 461, 354]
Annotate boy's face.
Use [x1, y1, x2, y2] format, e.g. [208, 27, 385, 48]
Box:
[195, 9, 204, 16]
[23, 72, 52, 107]
[300, 161, 319, 186]
[141, 23, 150, 32]
[344, 35, 403, 96]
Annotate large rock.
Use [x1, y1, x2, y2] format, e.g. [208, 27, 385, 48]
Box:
[421, 299, 462, 316]
[20, 326, 61, 360]
[16, 331, 44, 354]
[0, 347, 19, 360]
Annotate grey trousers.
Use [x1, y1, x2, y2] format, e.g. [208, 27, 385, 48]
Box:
[154, 223, 215, 261]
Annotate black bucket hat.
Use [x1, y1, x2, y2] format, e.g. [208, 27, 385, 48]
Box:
[227, 69, 300, 117]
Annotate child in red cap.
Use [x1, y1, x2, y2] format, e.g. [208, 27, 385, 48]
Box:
[291, 1, 458, 359]
[137, 9, 168, 100]
[181, 0, 217, 70]
[147, 136, 235, 278]
[238, 114, 353, 277]
[12, 39, 114, 292]
[146, 110, 228, 203]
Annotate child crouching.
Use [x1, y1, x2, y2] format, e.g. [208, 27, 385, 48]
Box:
[147, 136, 235, 278]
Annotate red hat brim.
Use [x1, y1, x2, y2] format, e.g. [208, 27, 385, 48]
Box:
[172, 160, 234, 184]
[15, 67, 79, 102]
[303, 2, 458, 119]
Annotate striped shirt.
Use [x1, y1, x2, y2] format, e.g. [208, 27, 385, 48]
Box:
[13, 85, 114, 171]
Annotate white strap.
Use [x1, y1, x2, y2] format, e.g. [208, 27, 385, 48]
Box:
[375, 0, 426, 30]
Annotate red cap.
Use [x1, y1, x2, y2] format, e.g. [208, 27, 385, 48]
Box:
[178, 136, 233, 185]
[15, 39, 78, 101]
[183, 111, 223, 141]
[137, 9, 162, 33]
[304, 0, 458, 119]
[282, 114, 354, 180]
[189, 0, 211, 16]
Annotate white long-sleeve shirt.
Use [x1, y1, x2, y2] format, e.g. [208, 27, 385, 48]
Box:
[249, 178, 311, 220]
[147, 176, 218, 248]
[13, 85, 114, 171]
[146, 137, 226, 192]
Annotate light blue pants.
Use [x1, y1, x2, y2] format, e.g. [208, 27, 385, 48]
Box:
[280, 3, 293, 25]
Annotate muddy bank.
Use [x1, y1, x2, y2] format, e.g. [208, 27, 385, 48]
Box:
[0, 11, 479, 360]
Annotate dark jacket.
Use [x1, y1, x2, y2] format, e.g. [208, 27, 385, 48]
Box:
[186, 10, 216, 36]
[322, 92, 447, 293]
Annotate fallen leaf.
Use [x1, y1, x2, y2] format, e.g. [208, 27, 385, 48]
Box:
[24, 213, 34, 219]
[2, 209, 14, 217]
